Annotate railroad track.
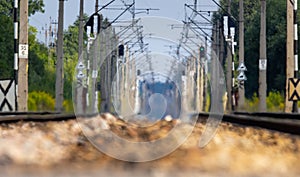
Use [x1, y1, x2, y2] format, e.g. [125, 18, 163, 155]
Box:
[1, 111, 300, 136]
[0, 112, 76, 122]
[233, 111, 300, 120]
[196, 112, 300, 135]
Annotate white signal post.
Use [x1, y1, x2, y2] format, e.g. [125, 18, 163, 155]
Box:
[293, 0, 298, 113]
[224, 15, 237, 111]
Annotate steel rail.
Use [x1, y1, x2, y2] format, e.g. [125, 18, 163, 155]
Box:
[0, 112, 76, 123]
[195, 112, 300, 135]
[1, 111, 300, 136]
[233, 111, 300, 120]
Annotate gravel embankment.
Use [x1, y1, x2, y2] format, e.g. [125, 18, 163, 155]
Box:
[0, 114, 299, 177]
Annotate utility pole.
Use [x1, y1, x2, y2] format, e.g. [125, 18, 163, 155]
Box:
[78, 0, 84, 57]
[18, 0, 29, 111]
[238, 0, 245, 110]
[96, 0, 99, 12]
[212, 22, 218, 112]
[204, 37, 208, 110]
[198, 46, 204, 111]
[55, 0, 65, 112]
[77, 0, 84, 114]
[220, 23, 225, 73]
[258, 0, 267, 112]
[226, 0, 233, 112]
[91, 0, 99, 113]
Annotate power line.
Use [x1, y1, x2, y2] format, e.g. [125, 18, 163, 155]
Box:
[211, 0, 237, 22]
[185, 4, 212, 24]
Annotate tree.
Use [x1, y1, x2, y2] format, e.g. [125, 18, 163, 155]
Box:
[0, 14, 14, 79]
[0, 0, 45, 80]
[28, 26, 56, 95]
[214, 0, 288, 98]
[63, 14, 89, 100]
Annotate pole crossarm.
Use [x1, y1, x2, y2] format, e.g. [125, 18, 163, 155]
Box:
[104, 3, 134, 28]
[185, 4, 213, 24]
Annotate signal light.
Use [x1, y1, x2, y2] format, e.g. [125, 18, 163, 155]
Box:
[200, 46, 205, 58]
[118, 44, 124, 57]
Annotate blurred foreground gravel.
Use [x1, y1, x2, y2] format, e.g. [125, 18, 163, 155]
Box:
[0, 114, 300, 177]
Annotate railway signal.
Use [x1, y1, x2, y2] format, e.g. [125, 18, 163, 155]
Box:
[84, 13, 101, 35]
[76, 61, 86, 80]
[223, 16, 229, 39]
[118, 44, 125, 57]
[77, 61, 85, 70]
[77, 71, 85, 79]
[237, 71, 247, 82]
[237, 62, 247, 82]
[237, 62, 247, 71]
[224, 12, 237, 111]
[200, 46, 205, 58]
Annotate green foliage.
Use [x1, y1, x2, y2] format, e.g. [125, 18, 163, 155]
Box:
[245, 93, 259, 112]
[28, 26, 54, 94]
[28, 92, 74, 112]
[245, 91, 284, 112]
[0, 14, 13, 79]
[28, 14, 89, 106]
[205, 92, 210, 112]
[0, 0, 102, 112]
[63, 21, 81, 100]
[63, 99, 74, 113]
[0, 1, 13, 16]
[29, 0, 45, 16]
[26, 13, 93, 112]
[28, 91, 55, 111]
[0, 0, 44, 17]
[266, 91, 284, 112]
[0, 0, 45, 80]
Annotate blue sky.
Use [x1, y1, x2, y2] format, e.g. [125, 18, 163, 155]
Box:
[29, 0, 219, 43]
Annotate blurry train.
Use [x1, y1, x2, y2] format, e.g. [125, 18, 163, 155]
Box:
[136, 77, 181, 120]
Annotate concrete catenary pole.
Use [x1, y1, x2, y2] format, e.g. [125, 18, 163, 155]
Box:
[76, 0, 84, 114]
[226, 0, 233, 112]
[238, 0, 245, 110]
[18, 0, 29, 111]
[55, 0, 65, 112]
[204, 36, 208, 110]
[258, 0, 267, 112]
[91, 0, 99, 113]
[78, 0, 84, 57]
[285, 0, 294, 112]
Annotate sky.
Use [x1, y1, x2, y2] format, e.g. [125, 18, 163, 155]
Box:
[29, 0, 219, 43]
